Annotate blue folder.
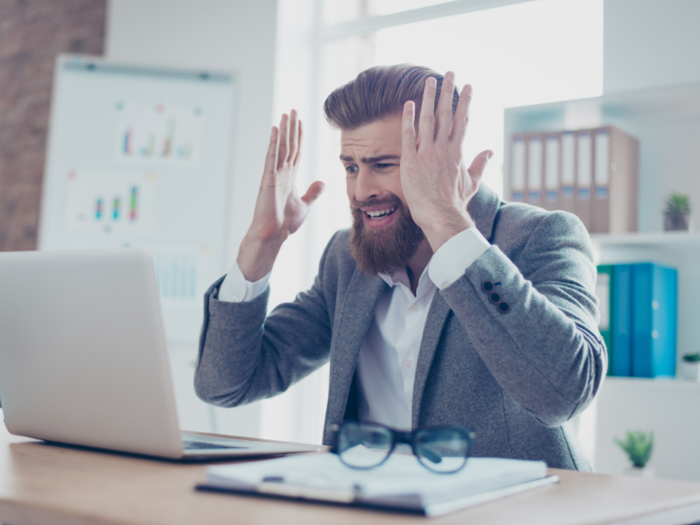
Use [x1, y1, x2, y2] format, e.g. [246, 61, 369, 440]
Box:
[596, 265, 614, 376]
[631, 263, 677, 378]
[612, 265, 632, 376]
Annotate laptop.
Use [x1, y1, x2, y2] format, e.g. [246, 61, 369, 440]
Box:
[0, 248, 320, 460]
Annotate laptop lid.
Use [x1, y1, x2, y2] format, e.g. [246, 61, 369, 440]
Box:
[0, 249, 184, 458]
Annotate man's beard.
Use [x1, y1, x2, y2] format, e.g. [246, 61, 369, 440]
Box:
[350, 195, 425, 276]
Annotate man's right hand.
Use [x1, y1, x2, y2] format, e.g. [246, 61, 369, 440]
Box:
[237, 110, 325, 282]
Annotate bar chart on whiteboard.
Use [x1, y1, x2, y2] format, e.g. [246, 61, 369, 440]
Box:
[63, 170, 156, 234]
[115, 103, 203, 167]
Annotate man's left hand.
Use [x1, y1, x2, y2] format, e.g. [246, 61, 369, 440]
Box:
[400, 71, 492, 252]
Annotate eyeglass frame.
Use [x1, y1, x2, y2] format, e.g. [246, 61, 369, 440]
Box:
[330, 421, 476, 474]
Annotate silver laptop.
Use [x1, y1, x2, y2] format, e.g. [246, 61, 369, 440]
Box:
[0, 248, 320, 460]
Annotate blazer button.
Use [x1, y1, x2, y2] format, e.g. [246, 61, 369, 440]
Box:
[481, 280, 495, 293]
[498, 302, 510, 314]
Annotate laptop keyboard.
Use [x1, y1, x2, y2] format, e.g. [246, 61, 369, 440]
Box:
[183, 440, 246, 450]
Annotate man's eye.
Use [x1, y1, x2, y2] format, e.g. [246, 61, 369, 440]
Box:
[345, 165, 358, 174]
[375, 163, 394, 169]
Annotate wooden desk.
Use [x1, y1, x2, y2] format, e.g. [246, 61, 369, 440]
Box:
[3, 419, 700, 525]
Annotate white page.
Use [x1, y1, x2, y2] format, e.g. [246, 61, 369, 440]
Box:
[208, 452, 547, 501]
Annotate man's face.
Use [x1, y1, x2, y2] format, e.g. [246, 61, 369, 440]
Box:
[340, 115, 425, 275]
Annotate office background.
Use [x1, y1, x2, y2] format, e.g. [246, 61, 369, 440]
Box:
[1, 0, 699, 478]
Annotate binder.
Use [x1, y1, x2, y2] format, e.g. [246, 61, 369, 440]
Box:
[558, 131, 576, 213]
[574, 130, 593, 230]
[509, 135, 526, 202]
[590, 126, 640, 234]
[612, 264, 632, 376]
[526, 133, 543, 206]
[543, 132, 560, 211]
[596, 265, 614, 376]
[631, 263, 677, 378]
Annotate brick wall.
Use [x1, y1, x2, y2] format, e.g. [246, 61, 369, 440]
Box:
[0, 0, 106, 251]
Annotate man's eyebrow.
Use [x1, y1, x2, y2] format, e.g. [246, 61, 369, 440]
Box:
[339, 154, 401, 163]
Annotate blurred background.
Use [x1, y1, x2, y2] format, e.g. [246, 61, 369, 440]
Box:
[1, 0, 699, 480]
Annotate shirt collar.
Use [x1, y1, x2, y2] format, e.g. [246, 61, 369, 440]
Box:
[379, 259, 435, 300]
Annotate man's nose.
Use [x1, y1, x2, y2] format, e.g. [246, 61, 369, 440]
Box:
[354, 166, 383, 203]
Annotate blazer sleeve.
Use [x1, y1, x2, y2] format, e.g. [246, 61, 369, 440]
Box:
[439, 210, 606, 427]
[194, 234, 337, 408]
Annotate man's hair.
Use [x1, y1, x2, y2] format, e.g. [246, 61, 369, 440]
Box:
[323, 64, 460, 130]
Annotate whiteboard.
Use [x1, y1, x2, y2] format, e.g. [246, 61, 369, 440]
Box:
[40, 55, 236, 343]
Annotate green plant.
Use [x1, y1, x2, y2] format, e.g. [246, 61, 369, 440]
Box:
[683, 353, 700, 363]
[665, 192, 691, 215]
[614, 431, 654, 468]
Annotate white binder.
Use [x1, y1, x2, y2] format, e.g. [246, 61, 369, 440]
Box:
[575, 130, 593, 229]
[509, 135, 526, 202]
[559, 131, 576, 213]
[543, 132, 560, 211]
[591, 126, 639, 233]
[526, 133, 543, 206]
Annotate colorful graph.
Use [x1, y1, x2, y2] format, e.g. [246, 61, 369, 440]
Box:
[64, 171, 155, 234]
[115, 103, 202, 166]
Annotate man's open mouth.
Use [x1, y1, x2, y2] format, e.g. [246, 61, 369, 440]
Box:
[364, 206, 398, 220]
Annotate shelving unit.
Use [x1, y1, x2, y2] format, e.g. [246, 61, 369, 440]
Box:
[504, 83, 700, 480]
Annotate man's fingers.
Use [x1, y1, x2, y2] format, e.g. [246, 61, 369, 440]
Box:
[263, 126, 280, 180]
[435, 71, 456, 141]
[277, 113, 290, 170]
[467, 149, 493, 184]
[288, 110, 299, 164]
[300, 181, 325, 205]
[401, 101, 417, 158]
[417, 77, 436, 151]
[451, 84, 472, 145]
[293, 119, 303, 166]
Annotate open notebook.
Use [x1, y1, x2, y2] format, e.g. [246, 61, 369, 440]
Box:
[197, 452, 557, 516]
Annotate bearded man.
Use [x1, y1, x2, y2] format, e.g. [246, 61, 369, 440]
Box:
[195, 64, 606, 471]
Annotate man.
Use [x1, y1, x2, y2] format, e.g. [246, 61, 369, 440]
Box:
[195, 64, 605, 471]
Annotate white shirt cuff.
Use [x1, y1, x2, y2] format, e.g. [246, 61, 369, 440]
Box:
[429, 228, 490, 289]
[218, 261, 271, 303]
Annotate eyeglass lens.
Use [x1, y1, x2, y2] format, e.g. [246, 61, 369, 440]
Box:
[414, 428, 470, 473]
[336, 422, 393, 469]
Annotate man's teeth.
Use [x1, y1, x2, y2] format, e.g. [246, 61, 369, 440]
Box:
[366, 206, 397, 219]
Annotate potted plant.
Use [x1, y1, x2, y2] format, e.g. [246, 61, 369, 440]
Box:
[615, 430, 655, 477]
[681, 353, 700, 381]
[664, 192, 691, 231]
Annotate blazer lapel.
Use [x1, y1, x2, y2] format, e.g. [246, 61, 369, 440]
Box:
[410, 184, 501, 428]
[411, 290, 452, 429]
[326, 267, 387, 423]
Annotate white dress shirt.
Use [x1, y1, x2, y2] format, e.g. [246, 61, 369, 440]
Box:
[218, 227, 490, 430]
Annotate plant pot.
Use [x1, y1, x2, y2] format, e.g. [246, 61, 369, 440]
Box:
[664, 212, 690, 231]
[624, 466, 655, 478]
[682, 362, 700, 381]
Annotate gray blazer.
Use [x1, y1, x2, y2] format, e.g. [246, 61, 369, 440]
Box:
[195, 185, 606, 471]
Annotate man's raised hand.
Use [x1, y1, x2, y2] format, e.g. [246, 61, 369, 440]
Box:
[238, 110, 325, 282]
[400, 72, 492, 252]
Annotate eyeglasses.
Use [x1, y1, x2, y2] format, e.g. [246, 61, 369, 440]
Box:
[331, 422, 476, 474]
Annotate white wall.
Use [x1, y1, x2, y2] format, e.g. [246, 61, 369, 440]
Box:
[604, 0, 700, 93]
[106, 0, 281, 438]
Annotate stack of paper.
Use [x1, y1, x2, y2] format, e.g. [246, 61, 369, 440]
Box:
[198, 452, 555, 516]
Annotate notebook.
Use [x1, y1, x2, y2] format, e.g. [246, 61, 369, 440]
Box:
[197, 452, 557, 516]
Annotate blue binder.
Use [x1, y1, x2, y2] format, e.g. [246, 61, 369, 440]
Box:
[612, 265, 632, 376]
[631, 263, 678, 378]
